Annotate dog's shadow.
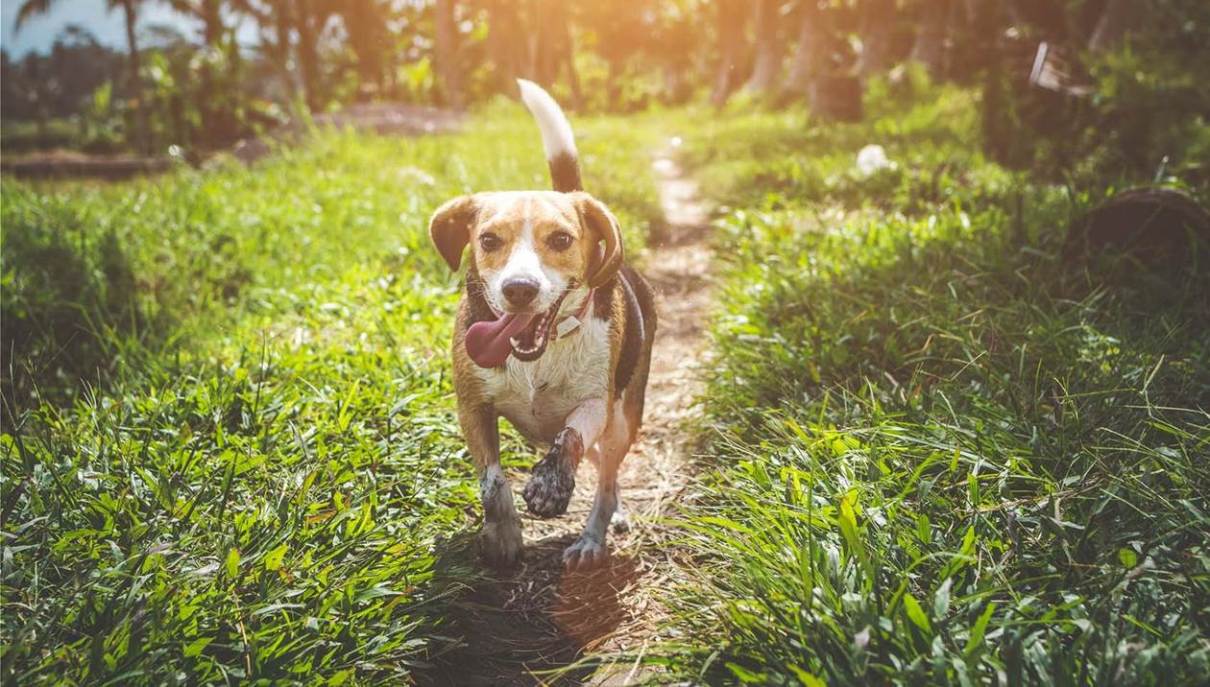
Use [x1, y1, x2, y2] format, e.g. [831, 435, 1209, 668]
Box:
[420, 527, 640, 686]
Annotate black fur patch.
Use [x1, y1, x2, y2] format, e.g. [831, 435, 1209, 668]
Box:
[548, 152, 583, 193]
[612, 266, 656, 397]
[592, 277, 615, 322]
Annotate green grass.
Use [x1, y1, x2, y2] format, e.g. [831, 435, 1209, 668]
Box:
[0, 105, 662, 684]
[5, 84, 1210, 686]
[651, 89, 1210, 684]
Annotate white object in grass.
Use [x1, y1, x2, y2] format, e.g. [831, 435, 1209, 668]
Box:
[856, 144, 894, 176]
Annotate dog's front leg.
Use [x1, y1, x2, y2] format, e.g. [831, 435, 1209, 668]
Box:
[462, 404, 522, 567]
[563, 413, 630, 571]
[523, 398, 607, 518]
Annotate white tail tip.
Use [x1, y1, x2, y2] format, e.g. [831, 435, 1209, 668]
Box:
[517, 78, 578, 160]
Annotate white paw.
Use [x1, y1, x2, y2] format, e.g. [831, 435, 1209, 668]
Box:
[563, 534, 609, 571]
[610, 508, 630, 534]
[480, 518, 523, 568]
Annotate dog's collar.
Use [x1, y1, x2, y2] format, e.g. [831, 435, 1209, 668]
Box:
[553, 288, 594, 340]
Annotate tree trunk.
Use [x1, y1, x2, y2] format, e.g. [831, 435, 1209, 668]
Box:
[548, 0, 581, 108]
[198, 0, 224, 146]
[485, 0, 524, 92]
[294, 0, 322, 111]
[1089, 0, 1134, 53]
[271, 1, 297, 103]
[710, 0, 747, 107]
[745, 0, 782, 94]
[434, 0, 463, 107]
[201, 0, 222, 45]
[340, 0, 385, 99]
[520, 0, 580, 106]
[910, 0, 951, 76]
[947, 0, 1000, 78]
[532, 0, 558, 86]
[783, 0, 828, 97]
[120, 0, 149, 154]
[858, 0, 896, 79]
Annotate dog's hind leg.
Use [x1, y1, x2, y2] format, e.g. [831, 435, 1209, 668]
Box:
[523, 398, 607, 518]
[584, 444, 630, 533]
[462, 404, 523, 567]
[563, 407, 631, 570]
[610, 497, 631, 533]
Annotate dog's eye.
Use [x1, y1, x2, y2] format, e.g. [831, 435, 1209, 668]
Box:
[546, 231, 573, 251]
[479, 233, 503, 251]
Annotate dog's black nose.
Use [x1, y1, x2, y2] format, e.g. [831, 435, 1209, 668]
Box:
[502, 278, 540, 307]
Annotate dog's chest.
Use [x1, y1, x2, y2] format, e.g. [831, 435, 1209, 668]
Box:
[476, 319, 610, 443]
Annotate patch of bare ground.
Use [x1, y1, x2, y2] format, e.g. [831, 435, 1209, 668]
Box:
[423, 139, 712, 686]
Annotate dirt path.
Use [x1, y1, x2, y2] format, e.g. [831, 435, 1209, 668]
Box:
[426, 139, 712, 686]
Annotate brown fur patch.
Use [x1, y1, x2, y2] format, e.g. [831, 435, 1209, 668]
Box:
[467, 193, 588, 289]
[429, 191, 623, 295]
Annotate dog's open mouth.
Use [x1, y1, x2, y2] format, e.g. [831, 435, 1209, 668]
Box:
[465, 289, 571, 368]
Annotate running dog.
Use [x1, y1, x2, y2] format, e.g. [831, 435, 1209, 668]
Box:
[428, 80, 656, 570]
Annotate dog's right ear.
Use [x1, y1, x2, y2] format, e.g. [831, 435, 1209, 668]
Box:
[429, 195, 479, 272]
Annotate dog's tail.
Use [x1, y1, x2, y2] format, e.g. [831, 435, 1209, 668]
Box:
[517, 79, 582, 193]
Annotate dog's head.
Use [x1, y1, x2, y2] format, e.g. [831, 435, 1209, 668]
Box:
[429, 190, 623, 316]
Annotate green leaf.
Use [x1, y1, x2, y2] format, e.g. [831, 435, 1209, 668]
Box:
[183, 636, 213, 658]
[1118, 547, 1138, 567]
[726, 663, 767, 683]
[934, 578, 952, 618]
[264, 543, 288, 571]
[964, 602, 998, 655]
[788, 665, 827, 686]
[961, 524, 976, 556]
[903, 593, 932, 634]
[225, 548, 240, 580]
[838, 492, 862, 557]
[915, 514, 931, 543]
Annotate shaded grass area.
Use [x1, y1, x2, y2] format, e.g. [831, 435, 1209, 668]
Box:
[0, 105, 662, 684]
[657, 90, 1210, 684]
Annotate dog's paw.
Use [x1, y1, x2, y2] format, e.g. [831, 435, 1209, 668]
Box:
[610, 507, 631, 534]
[523, 428, 582, 518]
[479, 518, 523, 568]
[563, 534, 609, 571]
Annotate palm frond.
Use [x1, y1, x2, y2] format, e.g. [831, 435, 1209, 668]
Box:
[14, 0, 55, 33]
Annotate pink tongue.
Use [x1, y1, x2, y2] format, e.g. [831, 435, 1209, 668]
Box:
[466, 312, 536, 368]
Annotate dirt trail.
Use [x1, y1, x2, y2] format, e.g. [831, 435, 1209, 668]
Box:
[427, 139, 712, 686]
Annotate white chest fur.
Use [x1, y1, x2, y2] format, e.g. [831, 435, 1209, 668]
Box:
[476, 317, 611, 444]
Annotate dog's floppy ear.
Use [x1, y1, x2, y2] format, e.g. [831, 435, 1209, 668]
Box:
[429, 195, 479, 272]
[573, 193, 624, 288]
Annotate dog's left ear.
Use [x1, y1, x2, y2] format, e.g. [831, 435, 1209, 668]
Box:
[429, 195, 479, 272]
[573, 193, 624, 288]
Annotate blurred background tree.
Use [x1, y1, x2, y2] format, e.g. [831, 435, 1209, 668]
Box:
[2, 0, 1207, 186]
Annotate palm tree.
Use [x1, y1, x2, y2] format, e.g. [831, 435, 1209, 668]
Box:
[15, 0, 150, 153]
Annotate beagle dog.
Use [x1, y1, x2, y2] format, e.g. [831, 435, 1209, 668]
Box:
[428, 80, 656, 570]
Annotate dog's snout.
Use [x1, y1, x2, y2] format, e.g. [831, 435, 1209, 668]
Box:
[502, 278, 540, 307]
